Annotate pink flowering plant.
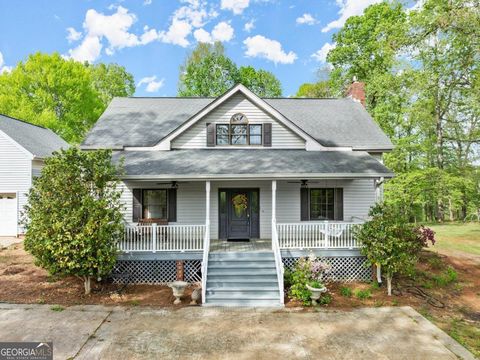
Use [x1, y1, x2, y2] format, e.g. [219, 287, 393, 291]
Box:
[285, 252, 331, 305]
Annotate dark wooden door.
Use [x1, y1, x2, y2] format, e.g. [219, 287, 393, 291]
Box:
[219, 189, 260, 240]
[228, 190, 250, 239]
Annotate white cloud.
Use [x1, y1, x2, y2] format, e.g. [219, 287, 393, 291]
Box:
[67, 6, 159, 62]
[311, 42, 336, 62]
[0, 52, 13, 74]
[66, 27, 82, 43]
[137, 75, 164, 92]
[296, 13, 316, 25]
[158, 0, 217, 47]
[322, 0, 382, 33]
[193, 28, 212, 43]
[221, 0, 249, 15]
[158, 19, 192, 47]
[211, 21, 234, 42]
[143, 0, 152, 5]
[243, 35, 297, 64]
[193, 21, 234, 43]
[244, 20, 255, 32]
[68, 36, 103, 63]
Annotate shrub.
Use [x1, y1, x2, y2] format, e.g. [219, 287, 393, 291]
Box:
[355, 289, 372, 300]
[357, 204, 436, 296]
[287, 253, 331, 305]
[433, 266, 458, 286]
[340, 286, 353, 297]
[23, 148, 124, 295]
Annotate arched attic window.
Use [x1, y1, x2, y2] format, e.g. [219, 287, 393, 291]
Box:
[214, 113, 263, 145]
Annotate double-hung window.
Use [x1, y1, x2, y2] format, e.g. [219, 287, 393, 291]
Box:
[215, 124, 263, 145]
[142, 189, 167, 220]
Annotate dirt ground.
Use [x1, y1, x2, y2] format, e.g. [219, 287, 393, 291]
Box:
[0, 243, 193, 307]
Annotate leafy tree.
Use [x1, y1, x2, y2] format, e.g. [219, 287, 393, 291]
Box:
[327, 1, 408, 101]
[357, 204, 435, 296]
[324, 0, 480, 222]
[88, 63, 135, 106]
[178, 42, 282, 97]
[179, 42, 239, 97]
[295, 81, 332, 98]
[0, 52, 135, 143]
[238, 66, 282, 97]
[23, 147, 124, 295]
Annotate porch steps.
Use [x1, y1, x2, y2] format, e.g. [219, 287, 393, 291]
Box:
[205, 250, 282, 307]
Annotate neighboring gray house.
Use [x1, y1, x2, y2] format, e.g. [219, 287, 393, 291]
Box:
[82, 83, 394, 306]
[0, 114, 68, 236]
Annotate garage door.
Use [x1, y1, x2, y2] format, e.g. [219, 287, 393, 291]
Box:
[0, 193, 17, 236]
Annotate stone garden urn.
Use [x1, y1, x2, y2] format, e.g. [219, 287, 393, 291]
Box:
[190, 282, 201, 305]
[169, 281, 189, 305]
[306, 284, 327, 305]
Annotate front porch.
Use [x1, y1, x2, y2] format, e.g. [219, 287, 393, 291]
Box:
[118, 221, 363, 255]
[115, 178, 380, 305]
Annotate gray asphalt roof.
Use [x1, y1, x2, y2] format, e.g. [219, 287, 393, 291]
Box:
[265, 98, 392, 149]
[112, 149, 394, 179]
[82, 95, 393, 150]
[0, 114, 69, 158]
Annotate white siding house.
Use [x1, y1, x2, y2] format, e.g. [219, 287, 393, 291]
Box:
[0, 114, 68, 236]
[82, 84, 394, 306]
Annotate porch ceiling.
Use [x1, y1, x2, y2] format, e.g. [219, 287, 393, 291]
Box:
[113, 149, 393, 180]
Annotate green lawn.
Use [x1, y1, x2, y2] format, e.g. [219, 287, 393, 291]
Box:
[429, 223, 480, 256]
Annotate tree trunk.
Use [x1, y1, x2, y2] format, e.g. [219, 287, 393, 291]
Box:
[386, 274, 393, 296]
[83, 276, 91, 295]
[448, 198, 454, 221]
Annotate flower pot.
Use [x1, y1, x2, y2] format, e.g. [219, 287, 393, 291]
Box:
[169, 281, 189, 305]
[191, 287, 201, 305]
[306, 284, 327, 305]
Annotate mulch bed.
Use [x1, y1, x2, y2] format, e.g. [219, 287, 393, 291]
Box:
[0, 243, 195, 307]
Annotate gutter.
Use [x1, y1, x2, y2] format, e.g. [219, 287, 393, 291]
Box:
[119, 173, 395, 181]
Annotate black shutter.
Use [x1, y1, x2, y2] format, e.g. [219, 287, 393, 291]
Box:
[263, 123, 272, 147]
[334, 188, 344, 221]
[300, 187, 309, 221]
[168, 188, 177, 222]
[132, 189, 143, 222]
[206, 123, 215, 147]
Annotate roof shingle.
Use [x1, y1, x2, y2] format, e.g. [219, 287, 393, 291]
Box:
[0, 114, 69, 158]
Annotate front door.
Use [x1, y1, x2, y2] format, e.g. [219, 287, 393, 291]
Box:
[219, 189, 260, 240]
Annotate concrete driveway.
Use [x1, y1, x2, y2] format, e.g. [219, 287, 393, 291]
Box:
[0, 236, 22, 249]
[0, 304, 474, 360]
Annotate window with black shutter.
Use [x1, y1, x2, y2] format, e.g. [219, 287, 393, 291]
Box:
[132, 188, 177, 222]
[300, 188, 344, 221]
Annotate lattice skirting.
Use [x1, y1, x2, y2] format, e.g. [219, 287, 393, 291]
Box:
[112, 260, 202, 285]
[282, 256, 371, 282]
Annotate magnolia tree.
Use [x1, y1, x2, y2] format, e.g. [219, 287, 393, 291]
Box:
[357, 204, 435, 296]
[23, 147, 124, 294]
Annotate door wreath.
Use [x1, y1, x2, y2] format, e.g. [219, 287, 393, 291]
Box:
[232, 193, 248, 217]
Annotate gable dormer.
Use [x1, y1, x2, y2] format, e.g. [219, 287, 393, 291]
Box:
[172, 92, 306, 149]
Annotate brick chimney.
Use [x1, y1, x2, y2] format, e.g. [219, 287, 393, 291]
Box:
[345, 77, 366, 107]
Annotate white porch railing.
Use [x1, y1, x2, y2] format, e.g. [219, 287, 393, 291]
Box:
[120, 224, 206, 252]
[277, 222, 362, 249]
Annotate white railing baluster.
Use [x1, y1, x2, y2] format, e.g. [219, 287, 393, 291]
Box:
[119, 224, 206, 252]
[275, 222, 362, 250]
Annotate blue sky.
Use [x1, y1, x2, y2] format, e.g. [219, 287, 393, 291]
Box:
[0, 0, 384, 96]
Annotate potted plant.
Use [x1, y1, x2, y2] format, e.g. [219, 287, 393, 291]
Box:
[286, 252, 332, 306]
[306, 280, 327, 305]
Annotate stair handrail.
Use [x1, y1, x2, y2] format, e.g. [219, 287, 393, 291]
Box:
[272, 218, 284, 305]
[201, 222, 210, 304]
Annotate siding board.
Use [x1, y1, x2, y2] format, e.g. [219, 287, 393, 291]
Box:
[172, 94, 305, 149]
[0, 132, 32, 233]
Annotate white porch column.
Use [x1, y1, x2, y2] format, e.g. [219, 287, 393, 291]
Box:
[205, 181, 211, 239]
[271, 180, 277, 249]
